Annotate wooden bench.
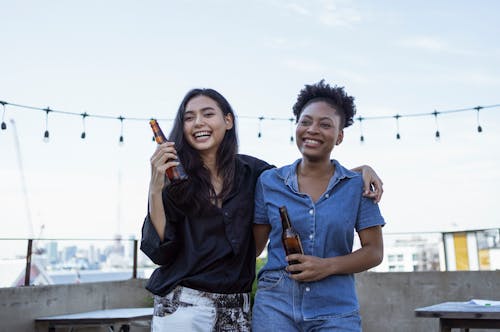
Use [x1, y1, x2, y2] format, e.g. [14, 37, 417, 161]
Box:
[35, 307, 153, 331]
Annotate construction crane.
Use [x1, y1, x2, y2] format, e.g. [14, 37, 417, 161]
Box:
[9, 119, 35, 238]
[10, 119, 45, 254]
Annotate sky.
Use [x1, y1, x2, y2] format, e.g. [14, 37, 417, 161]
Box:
[1, 0, 499, 244]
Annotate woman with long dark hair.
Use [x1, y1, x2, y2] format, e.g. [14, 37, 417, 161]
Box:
[140, 88, 383, 331]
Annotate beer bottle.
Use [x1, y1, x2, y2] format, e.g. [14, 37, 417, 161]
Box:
[279, 205, 304, 274]
[149, 119, 188, 182]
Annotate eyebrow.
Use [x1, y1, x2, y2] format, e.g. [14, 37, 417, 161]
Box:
[184, 107, 216, 114]
[301, 115, 334, 121]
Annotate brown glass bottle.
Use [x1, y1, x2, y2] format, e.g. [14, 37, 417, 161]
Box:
[279, 205, 304, 274]
[149, 119, 188, 182]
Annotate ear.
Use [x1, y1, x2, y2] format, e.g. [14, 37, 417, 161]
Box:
[336, 130, 344, 145]
[224, 113, 234, 130]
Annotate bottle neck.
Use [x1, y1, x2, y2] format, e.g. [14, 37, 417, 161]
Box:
[279, 207, 292, 230]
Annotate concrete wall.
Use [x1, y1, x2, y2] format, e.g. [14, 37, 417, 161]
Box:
[1, 272, 499, 331]
[356, 271, 500, 332]
[0, 279, 151, 332]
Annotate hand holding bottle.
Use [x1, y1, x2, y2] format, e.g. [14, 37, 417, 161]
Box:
[149, 119, 188, 183]
[149, 142, 180, 190]
[285, 254, 332, 282]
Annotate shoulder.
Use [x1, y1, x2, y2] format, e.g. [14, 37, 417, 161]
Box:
[237, 154, 274, 174]
[258, 160, 296, 184]
[333, 159, 361, 182]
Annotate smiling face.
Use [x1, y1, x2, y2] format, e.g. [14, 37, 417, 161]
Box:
[182, 95, 234, 157]
[295, 101, 344, 162]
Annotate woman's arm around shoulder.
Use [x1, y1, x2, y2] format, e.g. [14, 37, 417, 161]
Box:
[351, 165, 384, 203]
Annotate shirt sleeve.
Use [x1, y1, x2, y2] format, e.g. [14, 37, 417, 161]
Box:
[355, 196, 385, 232]
[254, 174, 270, 225]
[140, 193, 181, 266]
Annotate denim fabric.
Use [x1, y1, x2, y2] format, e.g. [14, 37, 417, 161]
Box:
[254, 159, 385, 320]
[252, 270, 362, 332]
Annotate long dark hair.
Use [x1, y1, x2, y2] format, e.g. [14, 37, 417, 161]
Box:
[166, 88, 238, 215]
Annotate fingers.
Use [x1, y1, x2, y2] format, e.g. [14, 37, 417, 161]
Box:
[149, 143, 180, 190]
[362, 178, 384, 204]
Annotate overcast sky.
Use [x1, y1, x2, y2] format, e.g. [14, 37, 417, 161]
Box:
[1, 0, 499, 242]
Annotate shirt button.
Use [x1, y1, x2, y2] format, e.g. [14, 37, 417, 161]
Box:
[325, 193, 330, 198]
[305, 287, 310, 292]
[309, 209, 314, 215]
[309, 234, 314, 240]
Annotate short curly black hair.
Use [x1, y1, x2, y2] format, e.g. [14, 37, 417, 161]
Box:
[292, 80, 356, 128]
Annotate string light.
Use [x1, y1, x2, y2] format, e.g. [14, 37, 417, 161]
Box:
[43, 108, 51, 142]
[475, 106, 483, 133]
[118, 116, 124, 145]
[80, 112, 88, 139]
[1, 101, 6, 130]
[357, 116, 365, 143]
[257, 116, 264, 138]
[433, 110, 440, 141]
[0, 99, 498, 143]
[394, 114, 401, 140]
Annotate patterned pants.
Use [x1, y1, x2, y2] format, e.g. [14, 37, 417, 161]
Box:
[152, 286, 251, 332]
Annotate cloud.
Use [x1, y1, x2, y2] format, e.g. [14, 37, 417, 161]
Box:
[399, 36, 480, 56]
[284, 3, 311, 16]
[281, 0, 363, 27]
[318, 0, 362, 27]
[400, 36, 448, 52]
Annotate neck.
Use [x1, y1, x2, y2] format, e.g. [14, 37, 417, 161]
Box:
[298, 158, 333, 177]
[201, 152, 218, 177]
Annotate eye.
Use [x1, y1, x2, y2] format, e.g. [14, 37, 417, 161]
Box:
[299, 119, 312, 126]
[320, 123, 332, 129]
[204, 112, 215, 118]
[183, 114, 194, 122]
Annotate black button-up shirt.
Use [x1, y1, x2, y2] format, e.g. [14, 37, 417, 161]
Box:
[141, 154, 272, 296]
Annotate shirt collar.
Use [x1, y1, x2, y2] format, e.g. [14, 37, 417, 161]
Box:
[278, 158, 358, 193]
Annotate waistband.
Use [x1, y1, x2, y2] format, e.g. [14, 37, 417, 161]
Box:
[161, 286, 250, 309]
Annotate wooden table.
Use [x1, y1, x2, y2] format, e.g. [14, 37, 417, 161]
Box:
[35, 307, 153, 332]
[415, 301, 500, 331]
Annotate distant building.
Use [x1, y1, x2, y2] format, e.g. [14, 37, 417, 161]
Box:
[372, 235, 441, 272]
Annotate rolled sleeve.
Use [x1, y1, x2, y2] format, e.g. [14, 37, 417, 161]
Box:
[355, 196, 385, 232]
[140, 213, 179, 266]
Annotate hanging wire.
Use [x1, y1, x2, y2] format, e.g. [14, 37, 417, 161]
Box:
[475, 106, 483, 133]
[118, 116, 125, 145]
[80, 112, 88, 139]
[43, 108, 51, 142]
[257, 116, 264, 138]
[1, 101, 6, 130]
[433, 110, 440, 140]
[394, 114, 401, 140]
[289, 117, 294, 143]
[357, 116, 365, 143]
[0, 99, 499, 143]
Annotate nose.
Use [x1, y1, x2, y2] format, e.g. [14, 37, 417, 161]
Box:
[193, 114, 204, 127]
[306, 121, 319, 134]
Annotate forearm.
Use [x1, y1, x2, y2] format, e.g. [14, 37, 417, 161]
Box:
[350, 165, 366, 173]
[326, 244, 383, 275]
[148, 190, 167, 242]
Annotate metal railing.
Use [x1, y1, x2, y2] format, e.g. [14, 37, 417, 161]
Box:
[0, 237, 141, 287]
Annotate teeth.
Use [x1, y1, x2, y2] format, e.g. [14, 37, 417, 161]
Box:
[194, 131, 211, 138]
[304, 139, 321, 145]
